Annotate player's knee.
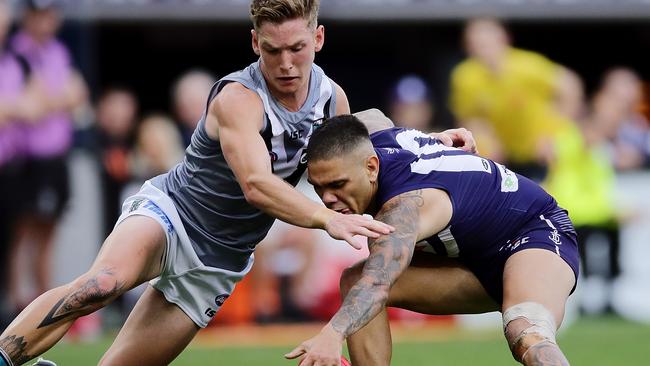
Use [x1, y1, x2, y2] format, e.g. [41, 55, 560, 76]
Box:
[503, 302, 557, 363]
[339, 261, 365, 296]
[68, 270, 126, 311]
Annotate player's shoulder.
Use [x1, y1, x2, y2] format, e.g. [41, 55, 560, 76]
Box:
[211, 82, 261, 111]
[451, 58, 485, 85]
[509, 48, 554, 68]
[209, 82, 263, 124]
[370, 127, 401, 146]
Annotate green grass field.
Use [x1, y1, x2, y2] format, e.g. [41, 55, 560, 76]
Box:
[40, 316, 649, 365]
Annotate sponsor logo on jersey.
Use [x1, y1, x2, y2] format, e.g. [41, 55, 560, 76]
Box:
[290, 129, 305, 140]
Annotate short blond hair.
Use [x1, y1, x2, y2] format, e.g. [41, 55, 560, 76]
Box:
[250, 0, 319, 30]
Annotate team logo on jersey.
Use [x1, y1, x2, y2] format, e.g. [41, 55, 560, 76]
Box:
[313, 118, 325, 130]
[482, 159, 489, 171]
[269, 151, 278, 162]
[382, 148, 398, 154]
[215, 294, 230, 307]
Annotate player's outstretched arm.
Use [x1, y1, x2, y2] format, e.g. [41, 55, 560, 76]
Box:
[211, 83, 392, 249]
[352, 108, 478, 154]
[285, 190, 426, 366]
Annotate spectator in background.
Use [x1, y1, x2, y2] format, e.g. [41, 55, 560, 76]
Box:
[0, 0, 27, 326]
[93, 87, 139, 237]
[450, 18, 584, 181]
[131, 113, 184, 182]
[116, 113, 184, 321]
[252, 225, 319, 323]
[387, 74, 434, 132]
[544, 67, 649, 315]
[590, 67, 650, 171]
[542, 75, 629, 315]
[171, 69, 216, 147]
[7, 0, 87, 311]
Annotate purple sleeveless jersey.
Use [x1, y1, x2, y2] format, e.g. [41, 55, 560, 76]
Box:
[371, 128, 580, 302]
[11, 32, 73, 158]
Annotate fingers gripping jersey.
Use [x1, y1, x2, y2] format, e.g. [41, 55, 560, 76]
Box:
[371, 128, 557, 259]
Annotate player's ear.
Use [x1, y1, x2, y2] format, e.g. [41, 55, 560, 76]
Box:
[314, 25, 324, 52]
[366, 155, 379, 182]
[251, 29, 261, 56]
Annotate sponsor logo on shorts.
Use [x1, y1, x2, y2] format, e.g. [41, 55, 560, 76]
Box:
[204, 307, 216, 318]
[499, 236, 530, 252]
[205, 294, 230, 317]
[143, 201, 174, 234]
[215, 294, 230, 307]
[129, 198, 145, 213]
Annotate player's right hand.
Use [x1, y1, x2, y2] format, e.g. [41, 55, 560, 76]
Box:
[324, 212, 395, 249]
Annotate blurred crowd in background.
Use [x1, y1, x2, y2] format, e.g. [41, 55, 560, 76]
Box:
[1, 0, 650, 341]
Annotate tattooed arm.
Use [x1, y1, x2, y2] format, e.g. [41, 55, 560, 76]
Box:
[329, 190, 421, 337]
[285, 190, 427, 366]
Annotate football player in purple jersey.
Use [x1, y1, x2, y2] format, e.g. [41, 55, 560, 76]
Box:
[288, 110, 579, 366]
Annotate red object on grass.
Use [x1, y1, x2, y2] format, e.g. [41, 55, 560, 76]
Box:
[340, 356, 352, 366]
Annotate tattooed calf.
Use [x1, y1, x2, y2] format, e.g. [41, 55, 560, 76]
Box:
[0, 335, 33, 365]
[38, 268, 125, 328]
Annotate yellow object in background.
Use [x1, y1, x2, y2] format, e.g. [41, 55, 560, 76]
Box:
[451, 48, 571, 163]
[543, 123, 616, 227]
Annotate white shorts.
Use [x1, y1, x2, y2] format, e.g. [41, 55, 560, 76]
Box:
[116, 181, 254, 328]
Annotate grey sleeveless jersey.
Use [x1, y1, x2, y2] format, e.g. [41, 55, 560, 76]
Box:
[151, 61, 337, 272]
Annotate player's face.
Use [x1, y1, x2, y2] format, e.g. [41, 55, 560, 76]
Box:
[464, 19, 508, 66]
[252, 18, 324, 98]
[24, 9, 62, 43]
[308, 155, 379, 215]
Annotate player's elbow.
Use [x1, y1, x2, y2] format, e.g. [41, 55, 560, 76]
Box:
[370, 282, 391, 305]
[242, 173, 269, 207]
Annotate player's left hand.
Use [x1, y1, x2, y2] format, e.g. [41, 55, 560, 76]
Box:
[430, 127, 478, 154]
[285, 325, 344, 366]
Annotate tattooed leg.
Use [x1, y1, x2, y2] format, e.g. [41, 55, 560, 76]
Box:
[505, 317, 569, 366]
[0, 335, 30, 365]
[38, 268, 125, 328]
[0, 268, 126, 365]
[1, 215, 165, 365]
[501, 249, 576, 366]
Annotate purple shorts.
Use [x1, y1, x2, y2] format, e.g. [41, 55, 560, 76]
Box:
[464, 206, 580, 304]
